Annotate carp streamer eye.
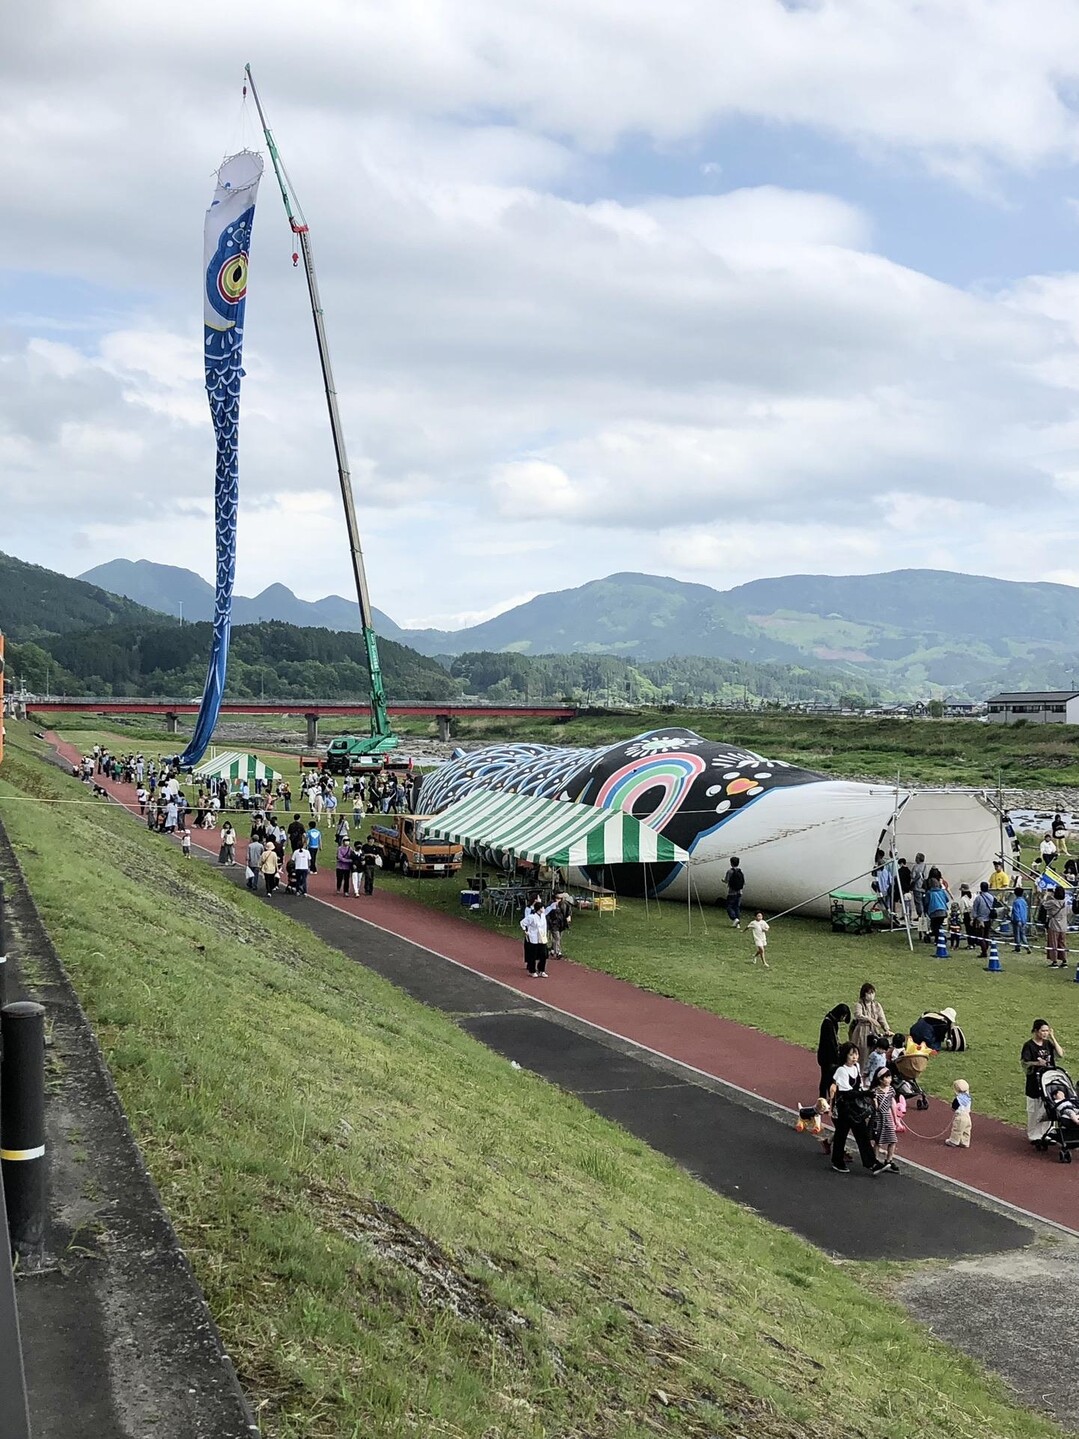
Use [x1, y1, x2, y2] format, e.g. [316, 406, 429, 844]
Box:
[217, 252, 249, 304]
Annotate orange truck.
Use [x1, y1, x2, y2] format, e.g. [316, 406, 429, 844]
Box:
[369, 815, 463, 877]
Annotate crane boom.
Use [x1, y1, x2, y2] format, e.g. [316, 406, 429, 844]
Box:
[244, 64, 396, 751]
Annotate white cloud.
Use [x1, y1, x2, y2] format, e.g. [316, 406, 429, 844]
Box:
[5, 0, 1079, 625]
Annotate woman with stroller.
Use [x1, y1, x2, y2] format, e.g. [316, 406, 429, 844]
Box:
[1022, 1020, 1064, 1143]
[817, 1004, 851, 1099]
[849, 983, 889, 1071]
[828, 1045, 886, 1175]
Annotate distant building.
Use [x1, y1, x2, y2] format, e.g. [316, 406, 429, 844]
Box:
[944, 699, 980, 717]
[986, 691, 1079, 725]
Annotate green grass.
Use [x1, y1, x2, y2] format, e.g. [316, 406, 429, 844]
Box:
[0, 721, 1067, 1439]
[382, 863, 1079, 1129]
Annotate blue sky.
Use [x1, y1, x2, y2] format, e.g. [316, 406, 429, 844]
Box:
[6, 1, 1079, 626]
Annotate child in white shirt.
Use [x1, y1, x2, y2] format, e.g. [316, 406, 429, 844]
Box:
[748, 912, 770, 968]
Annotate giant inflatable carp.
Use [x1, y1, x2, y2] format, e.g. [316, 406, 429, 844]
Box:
[419, 727, 1001, 917]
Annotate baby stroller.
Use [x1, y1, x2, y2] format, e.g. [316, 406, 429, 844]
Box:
[891, 1048, 932, 1111]
[1036, 1067, 1079, 1164]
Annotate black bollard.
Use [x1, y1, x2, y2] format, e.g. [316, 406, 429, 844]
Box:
[0, 878, 7, 1013]
[1, 1002, 46, 1260]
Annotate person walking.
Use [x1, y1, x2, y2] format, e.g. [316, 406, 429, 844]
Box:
[287, 814, 306, 853]
[520, 898, 555, 977]
[849, 983, 889, 1063]
[723, 857, 746, 928]
[871, 1069, 901, 1172]
[260, 845, 280, 896]
[350, 840, 366, 897]
[816, 1004, 852, 1099]
[292, 842, 311, 897]
[361, 842, 380, 896]
[910, 853, 927, 918]
[970, 881, 995, 959]
[335, 839, 353, 894]
[1022, 1020, 1063, 1143]
[1045, 885, 1069, 968]
[1011, 887, 1032, 954]
[181, 830, 191, 860]
[923, 869, 950, 948]
[828, 1045, 886, 1175]
[246, 835, 265, 891]
[306, 822, 322, 874]
[547, 893, 573, 959]
[945, 1080, 973, 1149]
[748, 912, 770, 967]
[219, 822, 236, 866]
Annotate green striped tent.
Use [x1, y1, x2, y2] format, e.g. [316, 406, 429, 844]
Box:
[425, 787, 690, 867]
[192, 750, 282, 785]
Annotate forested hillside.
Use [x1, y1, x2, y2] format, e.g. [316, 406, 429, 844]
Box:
[7, 620, 462, 702]
[0, 552, 159, 641]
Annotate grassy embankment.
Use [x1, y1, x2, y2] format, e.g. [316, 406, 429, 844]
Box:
[44, 706, 1079, 789]
[43, 717, 1079, 1127]
[0, 722, 1066, 1439]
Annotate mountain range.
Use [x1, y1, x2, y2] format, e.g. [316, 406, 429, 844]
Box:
[75, 557, 1079, 697]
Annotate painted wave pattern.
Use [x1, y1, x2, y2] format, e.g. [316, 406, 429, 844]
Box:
[420, 729, 822, 894]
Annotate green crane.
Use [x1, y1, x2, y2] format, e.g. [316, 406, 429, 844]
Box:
[245, 65, 398, 767]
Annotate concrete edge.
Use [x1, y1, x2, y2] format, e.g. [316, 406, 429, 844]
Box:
[0, 811, 260, 1437]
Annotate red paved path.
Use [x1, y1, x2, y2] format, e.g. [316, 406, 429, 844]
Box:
[52, 737, 1079, 1235]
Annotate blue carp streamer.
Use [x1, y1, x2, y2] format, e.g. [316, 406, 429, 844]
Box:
[180, 151, 263, 767]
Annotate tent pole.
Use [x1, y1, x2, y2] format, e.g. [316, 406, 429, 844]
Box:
[892, 768, 914, 952]
[998, 768, 1006, 867]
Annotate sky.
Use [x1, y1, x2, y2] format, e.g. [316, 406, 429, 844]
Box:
[6, 2, 1079, 629]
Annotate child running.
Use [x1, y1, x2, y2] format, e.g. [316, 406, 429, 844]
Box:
[872, 1068, 900, 1172]
[748, 912, 770, 967]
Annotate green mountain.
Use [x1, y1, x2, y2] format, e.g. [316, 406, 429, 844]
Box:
[410, 573, 809, 664]
[79, 558, 403, 636]
[407, 569, 1079, 698]
[0, 552, 161, 642]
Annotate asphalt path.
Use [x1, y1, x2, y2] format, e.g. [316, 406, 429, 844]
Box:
[245, 879, 1029, 1261]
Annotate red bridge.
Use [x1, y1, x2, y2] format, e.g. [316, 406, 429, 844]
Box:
[23, 698, 578, 743]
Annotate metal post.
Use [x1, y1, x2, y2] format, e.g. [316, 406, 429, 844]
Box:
[1, 1003, 46, 1261]
[0, 880, 7, 1013]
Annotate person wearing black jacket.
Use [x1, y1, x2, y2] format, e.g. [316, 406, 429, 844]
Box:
[828, 1045, 885, 1175]
[817, 1003, 852, 1098]
[723, 857, 746, 928]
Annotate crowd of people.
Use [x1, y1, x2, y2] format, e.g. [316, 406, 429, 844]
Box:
[869, 842, 1077, 967]
[813, 983, 972, 1174]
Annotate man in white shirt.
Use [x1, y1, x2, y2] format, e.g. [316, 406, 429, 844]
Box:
[292, 843, 311, 896]
[520, 899, 557, 977]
